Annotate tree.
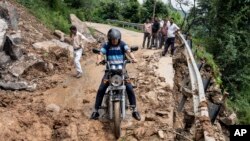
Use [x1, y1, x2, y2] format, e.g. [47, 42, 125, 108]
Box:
[121, 0, 140, 22]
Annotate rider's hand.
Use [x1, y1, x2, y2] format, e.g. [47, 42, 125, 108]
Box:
[132, 58, 137, 63]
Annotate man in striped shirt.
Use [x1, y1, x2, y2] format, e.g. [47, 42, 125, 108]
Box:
[90, 28, 141, 121]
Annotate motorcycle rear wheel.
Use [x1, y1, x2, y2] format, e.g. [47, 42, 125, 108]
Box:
[113, 101, 121, 138]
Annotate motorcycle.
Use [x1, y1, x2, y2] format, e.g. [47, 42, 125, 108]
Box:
[92, 46, 138, 138]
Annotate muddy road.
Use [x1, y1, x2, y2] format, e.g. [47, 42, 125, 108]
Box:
[0, 20, 176, 140]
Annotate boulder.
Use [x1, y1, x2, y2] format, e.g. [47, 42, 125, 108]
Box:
[8, 56, 44, 77]
[0, 1, 19, 30]
[0, 51, 11, 66]
[0, 81, 36, 91]
[0, 19, 8, 51]
[54, 30, 65, 42]
[3, 36, 23, 60]
[32, 39, 73, 57]
[8, 31, 22, 45]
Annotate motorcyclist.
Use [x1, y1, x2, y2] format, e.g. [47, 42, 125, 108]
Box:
[90, 28, 141, 121]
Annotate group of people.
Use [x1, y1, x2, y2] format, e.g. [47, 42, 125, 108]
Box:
[142, 17, 180, 56]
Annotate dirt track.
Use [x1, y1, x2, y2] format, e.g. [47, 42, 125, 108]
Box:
[0, 14, 176, 140]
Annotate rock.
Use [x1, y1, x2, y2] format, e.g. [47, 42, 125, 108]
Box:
[3, 36, 23, 60]
[159, 82, 167, 88]
[145, 91, 158, 106]
[32, 39, 73, 57]
[82, 99, 90, 104]
[54, 30, 65, 41]
[0, 51, 11, 66]
[0, 1, 19, 30]
[8, 31, 22, 45]
[145, 114, 156, 121]
[159, 77, 165, 82]
[46, 104, 60, 113]
[156, 111, 168, 117]
[158, 130, 165, 139]
[126, 136, 138, 141]
[9, 57, 44, 77]
[0, 81, 36, 91]
[70, 14, 95, 41]
[220, 112, 237, 125]
[0, 19, 8, 51]
[134, 127, 146, 139]
[47, 62, 54, 71]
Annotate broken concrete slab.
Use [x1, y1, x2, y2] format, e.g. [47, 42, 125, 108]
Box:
[0, 18, 8, 51]
[0, 81, 36, 91]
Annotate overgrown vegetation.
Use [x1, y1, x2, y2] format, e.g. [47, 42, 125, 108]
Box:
[16, 0, 183, 32]
[185, 0, 250, 124]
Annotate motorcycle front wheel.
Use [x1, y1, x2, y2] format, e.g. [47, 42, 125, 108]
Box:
[113, 101, 121, 138]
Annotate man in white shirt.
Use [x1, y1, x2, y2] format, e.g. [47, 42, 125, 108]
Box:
[142, 19, 152, 48]
[70, 25, 93, 78]
[162, 18, 180, 56]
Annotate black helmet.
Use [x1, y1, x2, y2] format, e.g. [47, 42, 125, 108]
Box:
[107, 28, 121, 45]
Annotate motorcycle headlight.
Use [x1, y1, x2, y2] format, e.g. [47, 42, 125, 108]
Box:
[110, 75, 123, 86]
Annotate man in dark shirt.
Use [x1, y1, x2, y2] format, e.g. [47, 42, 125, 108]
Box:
[150, 17, 160, 49]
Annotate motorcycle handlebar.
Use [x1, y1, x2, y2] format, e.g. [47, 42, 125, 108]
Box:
[98, 60, 132, 65]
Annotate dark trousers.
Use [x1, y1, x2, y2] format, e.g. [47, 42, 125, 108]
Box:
[94, 74, 136, 110]
[142, 32, 151, 48]
[150, 32, 158, 48]
[159, 35, 167, 49]
[163, 37, 175, 55]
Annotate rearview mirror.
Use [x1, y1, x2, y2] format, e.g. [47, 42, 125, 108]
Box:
[130, 46, 138, 52]
[92, 48, 100, 54]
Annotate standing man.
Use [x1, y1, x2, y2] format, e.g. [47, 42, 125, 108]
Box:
[162, 18, 180, 56]
[150, 17, 160, 49]
[142, 18, 152, 49]
[158, 18, 169, 49]
[70, 25, 93, 78]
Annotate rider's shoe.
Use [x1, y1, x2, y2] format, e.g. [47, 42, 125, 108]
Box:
[132, 111, 141, 121]
[90, 112, 100, 120]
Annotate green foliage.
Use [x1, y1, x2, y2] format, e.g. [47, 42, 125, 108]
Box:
[121, 0, 140, 23]
[187, 0, 250, 124]
[227, 88, 250, 124]
[141, 0, 170, 22]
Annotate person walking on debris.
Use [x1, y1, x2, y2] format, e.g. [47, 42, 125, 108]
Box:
[90, 28, 141, 121]
[162, 18, 180, 57]
[150, 17, 160, 49]
[142, 18, 152, 49]
[70, 25, 93, 78]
